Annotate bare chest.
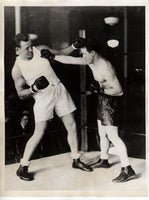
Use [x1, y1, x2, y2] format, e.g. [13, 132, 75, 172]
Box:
[89, 64, 106, 84]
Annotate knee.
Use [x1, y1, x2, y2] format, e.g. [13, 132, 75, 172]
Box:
[69, 120, 77, 132]
[62, 113, 77, 133]
[107, 133, 120, 144]
[66, 119, 77, 134]
[100, 134, 107, 141]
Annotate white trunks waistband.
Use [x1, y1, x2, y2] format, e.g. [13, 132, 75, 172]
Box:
[48, 79, 60, 87]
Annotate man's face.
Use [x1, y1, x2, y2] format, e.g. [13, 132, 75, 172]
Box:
[81, 47, 94, 64]
[18, 39, 33, 60]
[21, 115, 29, 127]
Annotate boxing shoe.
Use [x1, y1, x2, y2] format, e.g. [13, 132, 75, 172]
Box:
[16, 165, 34, 181]
[72, 158, 93, 172]
[112, 165, 136, 183]
[90, 159, 110, 168]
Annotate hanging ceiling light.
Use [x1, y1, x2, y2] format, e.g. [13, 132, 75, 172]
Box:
[107, 39, 119, 48]
[104, 17, 119, 26]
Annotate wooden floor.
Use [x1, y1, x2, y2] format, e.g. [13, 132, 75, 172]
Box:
[4, 151, 148, 197]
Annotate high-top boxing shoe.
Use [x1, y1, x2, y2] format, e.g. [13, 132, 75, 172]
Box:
[16, 165, 34, 181]
[112, 165, 136, 183]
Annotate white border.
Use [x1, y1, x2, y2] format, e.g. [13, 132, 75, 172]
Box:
[0, 0, 148, 198]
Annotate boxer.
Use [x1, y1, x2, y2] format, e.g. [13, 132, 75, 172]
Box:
[44, 38, 136, 183]
[12, 33, 92, 181]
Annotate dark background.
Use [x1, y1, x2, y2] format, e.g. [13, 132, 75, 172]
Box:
[4, 6, 145, 164]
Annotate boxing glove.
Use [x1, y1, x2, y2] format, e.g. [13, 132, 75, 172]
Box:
[90, 80, 104, 94]
[41, 49, 55, 60]
[72, 37, 87, 49]
[31, 76, 49, 93]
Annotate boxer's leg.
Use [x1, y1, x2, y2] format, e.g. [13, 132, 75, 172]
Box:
[106, 126, 129, 167]
[61, 113, 79, 159]
[91, 94, 112, 168]
[90, 120, 110, 168]
[61, 112, 93, 172]
[22, 121, 47, 162]
[16, 121, 48, 181]
[106, 125, 136, 182]
[98, 120, 109, 160]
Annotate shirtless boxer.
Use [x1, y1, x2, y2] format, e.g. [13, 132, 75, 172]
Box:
[44, 38, 136, 183]
[11, 33, 92, 181]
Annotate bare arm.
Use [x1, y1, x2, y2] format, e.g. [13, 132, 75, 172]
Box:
[36, 45, 74, 55]
[54, 55, 88, 65]
[12, 64, 33, 100]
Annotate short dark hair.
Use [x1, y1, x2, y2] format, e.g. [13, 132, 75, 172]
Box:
[14, 33, 30, 47]
[85, 38, 102, 54]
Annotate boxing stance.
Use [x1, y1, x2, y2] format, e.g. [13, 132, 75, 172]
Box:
[43, 38, 136, 183]
[11, 33, 92, 181]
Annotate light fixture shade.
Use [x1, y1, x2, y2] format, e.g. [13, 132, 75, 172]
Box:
[104, 17, 119, 26]
[107, 39, 119, 48]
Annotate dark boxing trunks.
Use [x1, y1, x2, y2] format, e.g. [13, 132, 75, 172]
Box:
[97, 93, 118, 126]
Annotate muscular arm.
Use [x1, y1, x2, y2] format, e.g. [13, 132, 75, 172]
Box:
[102, 68, 123, 96]
[54, 55, 88, 65]
[36, 45, 74, 55]
[12, 64, 33, 100]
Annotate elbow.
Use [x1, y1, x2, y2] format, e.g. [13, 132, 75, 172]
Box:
[18, 94, 25, 100]
[118, 89, 123, 96]
[18, 92, 26, 100]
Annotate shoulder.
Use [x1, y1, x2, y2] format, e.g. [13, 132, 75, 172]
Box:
[103, 59, 115, 73]
[99, 59, 116, 80]
[12, 62, 22, 79]
[12, 61, 19, 73]
[98, 58, 109, 70]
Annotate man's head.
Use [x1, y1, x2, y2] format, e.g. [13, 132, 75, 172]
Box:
[81, 47, 95, 64]
[14, 33, 33, 60]
[21, 115, 29, 127]
[81, 39, 101, 64]
[20, 110, 29, 128]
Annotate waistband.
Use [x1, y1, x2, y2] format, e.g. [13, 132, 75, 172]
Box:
[48, 79, 60, 86]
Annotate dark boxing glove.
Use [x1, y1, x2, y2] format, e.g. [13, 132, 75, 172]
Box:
[41, 49, 55, 60]
[90, 80, 104, 94]
[72, 37, 87, 49]
[31, 76, 49, 93]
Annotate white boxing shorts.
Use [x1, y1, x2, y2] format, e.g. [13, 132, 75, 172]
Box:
[33, 81, 76, 122]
